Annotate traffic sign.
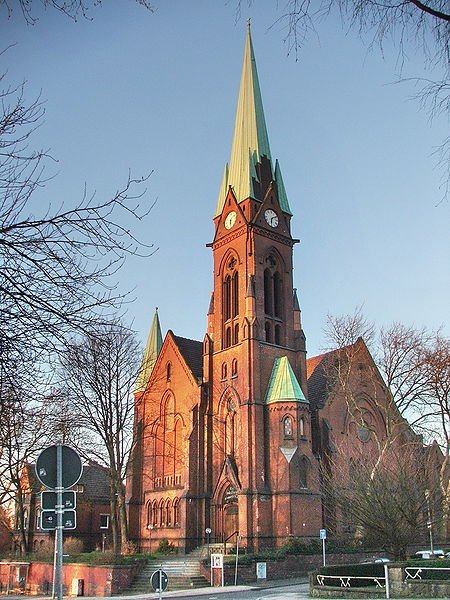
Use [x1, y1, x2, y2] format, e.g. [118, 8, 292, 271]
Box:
[41, 490, 76, 510]
[150, 569, 168, 592]
[320, 529, 327, 540]
[41, 510, 77, 530]
[36, 445, 82, 489]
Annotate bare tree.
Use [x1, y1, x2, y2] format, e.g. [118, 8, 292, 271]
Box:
[0, 65, 155, 369]
[322, 440, 436, 559]
[59, 320, 141, 555]
[0, 0, 154, 24]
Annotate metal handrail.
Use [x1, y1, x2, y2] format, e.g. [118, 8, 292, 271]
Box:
[223, 530, 239, 555]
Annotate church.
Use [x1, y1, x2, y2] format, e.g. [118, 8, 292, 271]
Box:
[126, 26, 412, 554]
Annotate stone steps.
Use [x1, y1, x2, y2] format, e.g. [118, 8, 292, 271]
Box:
[125, 556, 209, 594]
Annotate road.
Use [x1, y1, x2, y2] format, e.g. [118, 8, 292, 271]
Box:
[196, 582, 310, 599]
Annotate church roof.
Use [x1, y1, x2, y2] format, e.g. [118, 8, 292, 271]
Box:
[215, 26, 291, 216]
[135, 308, 163, 393]
[172, 334, 203, 380]
[265, 356, 308, 405]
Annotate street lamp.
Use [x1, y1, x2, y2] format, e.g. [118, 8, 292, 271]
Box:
[147, 524, 155, 554]
[205, 528, 212, 559]
[424, 490, 434, 554]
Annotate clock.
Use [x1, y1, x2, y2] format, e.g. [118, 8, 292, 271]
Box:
[264, 209, 279, 228]
[224, 211, 237, 229]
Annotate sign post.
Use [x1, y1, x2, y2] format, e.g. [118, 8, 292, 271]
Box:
[320, 529, 327, 566]
[35, 445, 82, 600]
[150, 569, 168, 599]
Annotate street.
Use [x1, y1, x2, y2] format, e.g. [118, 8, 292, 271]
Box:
[195, 582, 310, 599]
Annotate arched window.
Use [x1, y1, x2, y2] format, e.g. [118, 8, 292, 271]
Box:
[299, 416, 305, 437]
[166, 362, 172, 382]
[232, 271, 239, 317]
[283, 416, 293, 438]
[264, 269, 273, 315]
[222, 254, 239, 349]
[159, 499, 165, 526]
[152, 501, 158, 526]
[147, 502, 152, 526]
[274, 271, 282, 317]
[173, 498, 180, 526]
[165, 499, 172, 526]
[231, 359, 238, 377]
[221, 363, 227, 380]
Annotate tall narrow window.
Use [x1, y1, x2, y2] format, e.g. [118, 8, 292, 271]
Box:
[173, 498, 180, 526]
[299, 416, 305, 437]
[264, 269, 272, 315]
[274, 272, 282, 317]
[299, 456, 309, 488]
[232, 271, 239, 317]
[223, 275, 231, 321]
[265, 321, 271, 342]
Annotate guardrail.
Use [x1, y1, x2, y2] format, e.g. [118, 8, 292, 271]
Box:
[404, 566, 450, 581]
[316, 574, 385, 588]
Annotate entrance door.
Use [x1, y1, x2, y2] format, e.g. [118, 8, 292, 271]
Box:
[223, 503, 238, 540]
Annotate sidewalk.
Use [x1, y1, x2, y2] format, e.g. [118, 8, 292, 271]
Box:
[3, 577, 308, 600]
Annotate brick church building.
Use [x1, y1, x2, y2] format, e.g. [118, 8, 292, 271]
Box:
[126, 27, 418, 554]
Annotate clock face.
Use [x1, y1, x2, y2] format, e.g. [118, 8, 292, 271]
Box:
[264, 209, 279, 228]
[224, 211, 237, 229]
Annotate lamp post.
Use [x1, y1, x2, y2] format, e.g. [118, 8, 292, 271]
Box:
[205, 528, 212, 559]
[147, 524, 155, 554]
[424, 490, 434, 554]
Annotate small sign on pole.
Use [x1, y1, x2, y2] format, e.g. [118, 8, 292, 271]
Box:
[320, 529, 327, 566]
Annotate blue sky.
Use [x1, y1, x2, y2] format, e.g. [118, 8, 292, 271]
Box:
[2, 1, 449, 357]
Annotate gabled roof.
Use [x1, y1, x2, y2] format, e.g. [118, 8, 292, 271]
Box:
[265, 356, 307, 405]
[215, 26, 291, 216]
[172, 334, 203, 380]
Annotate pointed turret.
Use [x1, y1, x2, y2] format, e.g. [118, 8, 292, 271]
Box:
[265, 356, 308, 404]
[215, 25, 291, 216]
[135, 308, 163, 393]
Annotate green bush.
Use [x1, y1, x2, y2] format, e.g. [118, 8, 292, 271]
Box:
[157, 539, 176, 555]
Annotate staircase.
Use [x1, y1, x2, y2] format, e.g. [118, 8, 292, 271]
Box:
[125, 555, 210, 594]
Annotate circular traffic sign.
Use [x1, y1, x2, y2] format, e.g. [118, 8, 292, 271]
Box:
[150, 569, 168, 592]
[36, 445, 83, 489]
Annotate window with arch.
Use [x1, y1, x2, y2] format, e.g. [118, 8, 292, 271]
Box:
[299, 416, 305, 437]
[152, 501, 158, 526]
[299, 456, 309, 488]
[159, 499, 165, 526]
[166, 362, 172, 382]
[283, 415, 293, 438]
[263, 254, 284, 346]
[222, 254, 239, 348]
[221, 362, 227, 380]
[173, 498, 180, 526]
[231, 359, 238, 377]
[165, 499, 172, 526]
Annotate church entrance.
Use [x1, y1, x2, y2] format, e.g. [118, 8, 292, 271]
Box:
[215, 483, 239, 543]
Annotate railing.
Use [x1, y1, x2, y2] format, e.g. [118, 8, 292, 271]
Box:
[316, 574, 385, 589]
[404, 566, 450, 581]
[223, 530, 239, 555]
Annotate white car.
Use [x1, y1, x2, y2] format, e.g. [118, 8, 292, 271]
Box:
[415, 549, 445, 559]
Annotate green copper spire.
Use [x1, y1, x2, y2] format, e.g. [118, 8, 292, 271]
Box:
[135, 307, 163, 393]
[265, 356, 308, 405]
[216, 25, 272, 216]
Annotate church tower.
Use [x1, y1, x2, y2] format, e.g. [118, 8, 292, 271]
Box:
[127, 26, 321, 556]
[203, 25, 321, 551]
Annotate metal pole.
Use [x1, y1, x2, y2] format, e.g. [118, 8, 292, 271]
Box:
[55, 444, 63, 600]
[425, 489, 434, 554]
[234, 535, 240, 586]
[322, 537, 326, 566]
[158, 569, 162, 600]
[384, 563, 390, 599]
